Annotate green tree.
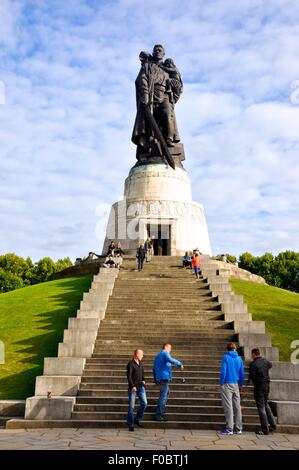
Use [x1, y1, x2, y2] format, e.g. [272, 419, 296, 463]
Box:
[255, 252, 274, 284]
[0, 268, 24, 293]
[224, 253, 237, 264]
[272, 251, 299, 291]
[215, 254, 237, 263]
[55, 257, 72, 272]
[238, 252, 257, 273]
[239, 250, 299, 292]
[0, 253, 73, 292]
[0, 253, 28, 278]
[32, 257, 57, 283]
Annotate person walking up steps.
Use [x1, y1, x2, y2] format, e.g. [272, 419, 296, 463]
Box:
[249, 348, 277, 435]
[219, 342, 245, 435]
[153, 343, 183, 421]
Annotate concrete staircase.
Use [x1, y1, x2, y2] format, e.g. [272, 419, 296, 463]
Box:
[7, 255, 299, 431]
[70, 256, 260, 429]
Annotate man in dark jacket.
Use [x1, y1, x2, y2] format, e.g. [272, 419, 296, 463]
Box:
[126, 349, 147, 431]
[249, 348, 277, 435]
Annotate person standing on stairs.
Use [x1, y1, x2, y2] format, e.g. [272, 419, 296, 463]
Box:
[219, 342, 245, 435]
[153, 343, 184, 421]
[144, 237, 151, 262]
[158, 239, 163, 256]
[191, 253, 201, 279]
[249, 348, 277, 435]
[136, 243, 146, 271]
[127, 349, 148, 432]
[149, 237, 155, 257]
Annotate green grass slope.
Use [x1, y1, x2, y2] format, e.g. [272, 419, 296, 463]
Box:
[0, 275, 93, 399]
[230, 279, 299, 361]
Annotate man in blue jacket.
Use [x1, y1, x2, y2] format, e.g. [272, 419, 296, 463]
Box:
[219, 342, 245, 435]
[153, 343, 183, 421]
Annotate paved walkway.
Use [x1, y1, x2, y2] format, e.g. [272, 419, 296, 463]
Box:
[0, 429, 298, 450]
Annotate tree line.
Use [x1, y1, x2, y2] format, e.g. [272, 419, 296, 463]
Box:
[1, 250, 298, 294]
[0, 253, 72, 293]
[221, 251, 299, 292]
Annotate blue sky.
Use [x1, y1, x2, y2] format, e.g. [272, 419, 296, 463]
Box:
[0, 0, 299, 261]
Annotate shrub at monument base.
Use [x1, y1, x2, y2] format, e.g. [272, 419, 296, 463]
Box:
[0, 275, 92, 399]
[231, 279, 299, 361]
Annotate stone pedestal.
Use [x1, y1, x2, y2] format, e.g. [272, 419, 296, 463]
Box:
[102, 164, 211, 256]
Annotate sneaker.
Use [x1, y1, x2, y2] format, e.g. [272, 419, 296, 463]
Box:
[269, 425, 277, 432]
[128, 427, 134, 432]
[135, 420, 142, 428]
[234, 428, 242, 434]
[219, 428, 233, 435]
[154, 416, 167, 421]
[154, 416, 163, 421]
[257, 430, 269, 435]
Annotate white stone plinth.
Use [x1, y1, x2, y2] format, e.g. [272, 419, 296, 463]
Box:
[102, 164, 211, 256]
[124, 164, 192, 201]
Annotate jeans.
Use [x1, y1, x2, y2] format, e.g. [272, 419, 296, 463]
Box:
[221, 383, 243, 431]
[127, 386, 147, 428]
[254, 383, 276, 432]
[156, 380, 170, 417]
[137, 258, 144, 270]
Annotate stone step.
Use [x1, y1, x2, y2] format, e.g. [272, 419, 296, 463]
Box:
[75, 396, 255, 406]
[83, 365, 239, 372]
[95, 332, 234, 338]
[94, 340, 234, 346]
[82, 367, 248, 375]
[71, 411, 260, 423]
[98, 321, 230, 327]
[78, 382, 253, 391]
[95, 333, 232, 338]
[104, 307, 221, 312]
[85, 359, 226, 366]
[103, 314, 223, 319]
[100, 318, 230, 324]
[109, 299, 214, 302]
[92, 351, 232, 358]
[80, 376, 222, 384]
[77, 389, 253, 398]
[7, 419, 270, 432]
[73, 404, 257, 414]
[93, 345, 233, 352]
[90, 353, 228, 360]
[74, 400, 258, 416]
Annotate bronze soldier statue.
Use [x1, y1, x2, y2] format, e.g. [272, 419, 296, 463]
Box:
[132, 45, 184, 169]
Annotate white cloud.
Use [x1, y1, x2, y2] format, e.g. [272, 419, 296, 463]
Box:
[0, 0, 298, 260]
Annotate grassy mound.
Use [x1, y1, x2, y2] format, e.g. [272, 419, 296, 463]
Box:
[0, 275, 92, 399]
[230, 279, 299, 361]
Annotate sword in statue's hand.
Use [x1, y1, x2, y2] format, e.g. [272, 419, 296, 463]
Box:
[141, 103, 176, 170]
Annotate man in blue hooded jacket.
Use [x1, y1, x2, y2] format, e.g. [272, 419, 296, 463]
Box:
[219, 342, 245, 435]
[153, 343, 183, 421]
